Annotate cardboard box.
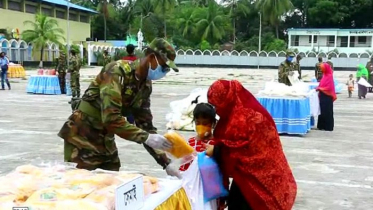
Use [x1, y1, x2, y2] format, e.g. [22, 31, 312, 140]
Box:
[115, 175, 144, 210]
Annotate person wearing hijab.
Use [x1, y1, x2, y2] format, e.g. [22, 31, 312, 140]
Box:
[205, 80, 297, 210]
[316, 63, 337, 131]
[356, 64, 369, 99]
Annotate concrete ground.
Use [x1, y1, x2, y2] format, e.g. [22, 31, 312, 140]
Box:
[1, 67, 373, 209]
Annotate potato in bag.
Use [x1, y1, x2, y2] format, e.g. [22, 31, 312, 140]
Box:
[55, 200, 108, 210]
[85, 186, 116, 210]
[164, 131, 194, 158]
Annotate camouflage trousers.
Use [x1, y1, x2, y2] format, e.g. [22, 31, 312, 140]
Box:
[58, 71, 66, 94]
[64, 140, 121, 171]
[71, 72, 80, 97]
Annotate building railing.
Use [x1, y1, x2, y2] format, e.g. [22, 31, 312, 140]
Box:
[3, 39, 373, 70]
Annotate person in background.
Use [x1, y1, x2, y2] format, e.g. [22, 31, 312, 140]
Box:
[316, 63, 337, 131]
[103, 50, 112, 67]
[0, 52, 10, 90]
[365, 57, 373, 92]
[356, 64, 369, 99]
[326, 55, 334, 70]
[278, 50, 296, 86]
[294, 54, 303, 80]
[68, 49, 81, 98]
[346, 74, 355, 98]
[57, 51, 67, 94]
[122, 44, 138, 124]
[315, 56, 323, 82]
[122, 44, 137, 62]
[206, 80, 297, 210]
[179, 102, 216, 171]
[58, 38, 181, 178]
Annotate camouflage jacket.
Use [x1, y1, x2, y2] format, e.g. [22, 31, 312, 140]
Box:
[293, 61, 301, 79]
[326, 61, 334, 70]
[57, 54, 67, 73]
[79, 60, 155, 142]
[315, 62, 323, 81]
[278, 61, 295, 86]
[69, 55, 81, 74]
[75, 60, 170, 167]
[103, 55, 112, 67]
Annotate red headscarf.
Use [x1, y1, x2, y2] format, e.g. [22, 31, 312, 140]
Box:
[317, 63, 337, 101]
[208, 80, 297, 210]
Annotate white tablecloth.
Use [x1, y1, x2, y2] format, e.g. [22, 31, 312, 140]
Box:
[141, 179, 183, 210]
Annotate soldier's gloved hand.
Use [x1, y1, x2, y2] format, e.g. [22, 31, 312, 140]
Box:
[165, 164, 182, 179]
[144, 134, 173, 151]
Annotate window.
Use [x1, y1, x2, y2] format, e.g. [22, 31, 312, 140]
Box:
[308, 35, 317, 43]
[25, 4, 37, 13]
[69, 12, 78, 21]
[41, 7, 53, 17]
[0, 0, 4, 9]
[358, 36, 367, 44]
[340, 36, 348, 47]
[80, 15, 89, 23]
[8, 0, 22, 11]
[327, 36, 335, 46]
[56, 10, 65, 19]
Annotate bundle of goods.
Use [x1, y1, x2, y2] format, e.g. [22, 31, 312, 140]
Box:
[37, 69, 56, 75]
[165, 88, 208, 131]
[0, 164, 160, 210]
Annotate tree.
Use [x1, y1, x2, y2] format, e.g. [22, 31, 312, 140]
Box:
[153, 0, 177, 37]
[222, 0, 250, 43]
[256, 0, 293, 38]
[194, 2, 231, 44]
[22, 13, 65, 67]
[97, 0, 115, 41]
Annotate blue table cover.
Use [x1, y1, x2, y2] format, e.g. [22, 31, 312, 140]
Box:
[26, 75, 61, 95]
[257, 97, 311, 135]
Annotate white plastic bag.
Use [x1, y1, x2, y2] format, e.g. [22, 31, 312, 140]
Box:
[182, 156, 217, 210]
[358, 77, 373, 87]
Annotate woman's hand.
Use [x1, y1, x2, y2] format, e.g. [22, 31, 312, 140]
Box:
[205, 145, 214, 157]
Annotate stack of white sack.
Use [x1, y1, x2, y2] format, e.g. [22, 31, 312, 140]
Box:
[258, 71, 311, 97]
[166, 88, 208, 131]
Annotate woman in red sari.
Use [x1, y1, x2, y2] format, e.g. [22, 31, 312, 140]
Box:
[206, 80, 297, 210]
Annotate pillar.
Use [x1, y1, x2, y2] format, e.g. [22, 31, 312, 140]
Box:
[311, 35, 314, 49]
[334, 35, 337, 48]
[87, 42, 91, 66]
[347, 35, 350, 48]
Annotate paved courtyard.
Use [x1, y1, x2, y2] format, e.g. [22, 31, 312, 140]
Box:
[1, 67, 373, 209]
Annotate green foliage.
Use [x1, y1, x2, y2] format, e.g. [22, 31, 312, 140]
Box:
[264, 39, 287, 52]
[94, 51, 104, 66]
[200, 40, 211, 51]
[22, 13, 65, 66]
[70, 0, 373, 53]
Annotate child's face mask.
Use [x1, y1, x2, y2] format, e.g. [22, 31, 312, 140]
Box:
[196, 125, 212, 139]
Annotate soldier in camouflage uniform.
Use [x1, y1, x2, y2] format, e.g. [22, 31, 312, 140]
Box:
[365, 57, 373, 92]
[326, 55, 334, 70]
[294, 54, 303, 80]
[103, 50, 112, 67]
[278, 50, 296, 86]
[315, 56, 323, 82]
[57, 51, 67, 94]
[58, 38, 181, 178]
[68, 50, 81, 98]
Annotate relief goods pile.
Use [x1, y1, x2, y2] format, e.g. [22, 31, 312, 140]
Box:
[0, 164, 159, 210]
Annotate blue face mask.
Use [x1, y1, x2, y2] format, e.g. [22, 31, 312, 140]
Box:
[287, 56, 294, 62]
[147, 56, 169, 80]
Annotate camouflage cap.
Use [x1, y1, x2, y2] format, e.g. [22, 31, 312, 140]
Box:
[286, 50, 295, 57]
[148, 38, 179, 72]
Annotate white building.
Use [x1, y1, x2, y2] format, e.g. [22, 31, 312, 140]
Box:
[287, 28, 373, 54]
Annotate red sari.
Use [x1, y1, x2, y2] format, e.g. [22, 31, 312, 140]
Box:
[208, 80, 297, 210]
